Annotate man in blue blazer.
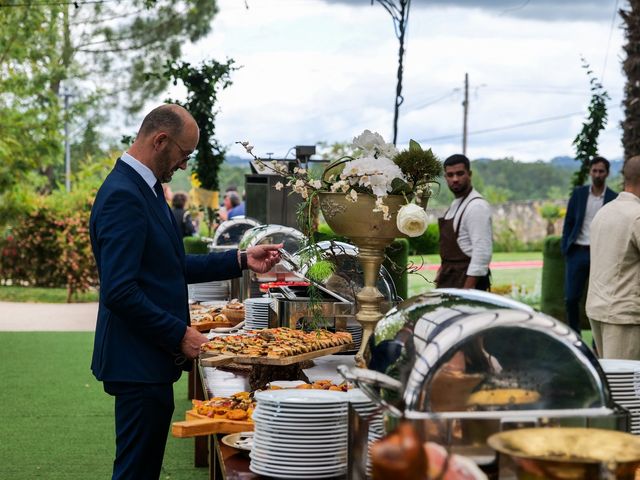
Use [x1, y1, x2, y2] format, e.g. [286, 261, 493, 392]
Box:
[90, 104, 282, 480]
[561, 156, 617, 333]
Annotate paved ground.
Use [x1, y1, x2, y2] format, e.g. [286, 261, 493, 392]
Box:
[0, 301, 98, 331]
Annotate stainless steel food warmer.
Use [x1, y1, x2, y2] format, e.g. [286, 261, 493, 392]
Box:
[339, 289, 629, 477]
[238, 224, 307, 299]
[211, 217, 261, 247]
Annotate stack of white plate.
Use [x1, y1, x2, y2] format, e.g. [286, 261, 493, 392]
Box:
[348, 388, 384, 477]
[188, 280, 230, 302]
[202, 367, 250, 399]
[600, 359, 640, 434]
[251, 389, 349, 479]
[244, 297, 272, 330]
[346, 321, 363, 351]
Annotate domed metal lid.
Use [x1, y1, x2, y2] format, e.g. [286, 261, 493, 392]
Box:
[238, 224, 305, 253]
[212, 217, 261, 246]
[290, 240, 399, 305]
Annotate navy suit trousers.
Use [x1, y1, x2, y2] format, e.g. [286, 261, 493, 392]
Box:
[104, 382, 175, 480]
[564, 245, 591, 333]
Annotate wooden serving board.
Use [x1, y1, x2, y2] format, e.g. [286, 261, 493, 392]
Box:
[200, 342, 355, 367]
[172, 410, 253, 438]
[191, 321, 233, 332]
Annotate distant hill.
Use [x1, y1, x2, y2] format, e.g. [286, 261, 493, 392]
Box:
[224, 154, 251, 167]
[550, 155, 623, 174]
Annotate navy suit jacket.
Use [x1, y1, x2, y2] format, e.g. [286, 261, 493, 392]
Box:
[561, 184, 617, 256]
[89, 159, 241, 384]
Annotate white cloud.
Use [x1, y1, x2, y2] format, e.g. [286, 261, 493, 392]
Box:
[169, 0, 626, 162]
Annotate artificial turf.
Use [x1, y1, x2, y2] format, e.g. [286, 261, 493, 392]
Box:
[0, 332, 208, 480]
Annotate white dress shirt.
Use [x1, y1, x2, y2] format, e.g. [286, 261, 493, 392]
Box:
[444, 188, 493, 276]
[120, 151, 159, 196]
[575, 186, 605, 246]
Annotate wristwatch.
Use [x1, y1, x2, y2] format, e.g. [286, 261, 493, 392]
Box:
[239, 250, 248, 270]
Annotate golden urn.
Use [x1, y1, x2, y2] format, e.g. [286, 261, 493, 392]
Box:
[318, 191, 408, 367]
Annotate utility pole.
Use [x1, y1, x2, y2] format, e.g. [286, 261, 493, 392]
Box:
[63, 89, 72, 192]
[462, 72, 469, 156]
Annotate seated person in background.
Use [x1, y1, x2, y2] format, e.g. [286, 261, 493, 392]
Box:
[226, 191, 245, 219]
[171, 191, 196, 237]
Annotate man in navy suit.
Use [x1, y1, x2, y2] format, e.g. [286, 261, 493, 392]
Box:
[90, 104, 282, 480]
[561, 156, 617, 334]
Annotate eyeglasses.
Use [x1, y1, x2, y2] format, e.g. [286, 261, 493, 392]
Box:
[166, 135, 195, 162]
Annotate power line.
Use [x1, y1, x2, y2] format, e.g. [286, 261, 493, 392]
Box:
[411, 111, 584, 143]
[0, 0, 112, 6]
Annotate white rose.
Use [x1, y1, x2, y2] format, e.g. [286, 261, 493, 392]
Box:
[352, 129, 386, 153]
[396, 203, 428, 237]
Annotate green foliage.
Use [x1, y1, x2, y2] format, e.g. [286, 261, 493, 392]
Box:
[183, 237, 209, 254]
[540, 236, 565, 321]
[307, 260, 336, 283]
[408, 223, 439, 255]
[572, 60, 609, 189]
[493, 220, 525, 253]
[159, 58, 237, 231]
[471, 158, 571, 202]
[0, 158, 111, 301]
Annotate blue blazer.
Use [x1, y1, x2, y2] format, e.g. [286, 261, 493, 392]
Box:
[89, 160, 241, 383]
[561, 184, 617, 255]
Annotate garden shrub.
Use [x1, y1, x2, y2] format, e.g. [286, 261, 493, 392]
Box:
[0, 159, 108, 301]
[408, 223, 439, 255]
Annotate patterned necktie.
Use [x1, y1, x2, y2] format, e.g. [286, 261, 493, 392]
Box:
[153, 181, 172, 223]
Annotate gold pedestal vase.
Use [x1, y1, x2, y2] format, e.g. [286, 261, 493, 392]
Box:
[318, 192, 407, 367]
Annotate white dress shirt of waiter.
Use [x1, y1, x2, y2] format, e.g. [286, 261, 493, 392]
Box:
[587, 155, 640, 360]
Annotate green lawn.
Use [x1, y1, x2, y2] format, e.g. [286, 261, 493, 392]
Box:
[0, 332, 207, 480]
[407, 251, 542, 299]
[0, 286, 98, 303]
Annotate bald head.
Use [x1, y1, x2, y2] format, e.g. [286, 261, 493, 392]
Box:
[624, 156, 640, 185]
[138, 104, 195, 139]
[128, 104, 199, 183]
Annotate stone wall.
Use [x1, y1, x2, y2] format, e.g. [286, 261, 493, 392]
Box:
[426, 199, 566, 244]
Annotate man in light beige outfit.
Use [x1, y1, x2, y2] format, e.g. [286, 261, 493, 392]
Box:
[587, 155, 640, 359]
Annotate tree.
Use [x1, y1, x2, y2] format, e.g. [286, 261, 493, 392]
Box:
[160, 59, 237, 230]
[621, 0, 640, 162]
[374, 0, 411, 145]
[538, 203, 565, 236]
[0, 0, 219, 197]
[571, 60, 609, 189]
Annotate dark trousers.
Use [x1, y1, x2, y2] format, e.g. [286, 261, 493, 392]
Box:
[104, 382, 175, 480]
[564, 245, 590, 333]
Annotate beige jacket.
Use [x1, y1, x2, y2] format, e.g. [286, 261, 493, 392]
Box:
[586, 192, 640, 324]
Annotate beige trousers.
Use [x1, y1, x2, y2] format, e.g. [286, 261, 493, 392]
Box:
[590, 319, 640, 360]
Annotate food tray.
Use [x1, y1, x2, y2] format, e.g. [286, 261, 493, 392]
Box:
[200, 342, 355, 367]
[171, 409, 253, 438]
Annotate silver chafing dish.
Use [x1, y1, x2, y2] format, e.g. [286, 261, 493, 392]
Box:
[211, 217, 261, 247]
[238, 224, 306, 299]
[188, 218, 261, 302]
[340, 289, 629, 476]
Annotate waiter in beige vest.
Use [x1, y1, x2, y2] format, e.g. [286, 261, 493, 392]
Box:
[435, 154, 493, 290]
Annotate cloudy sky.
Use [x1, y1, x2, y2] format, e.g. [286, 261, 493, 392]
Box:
[173, 0, 625, 162]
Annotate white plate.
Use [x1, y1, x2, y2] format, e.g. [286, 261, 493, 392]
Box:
[254, 431, 349, 443]
[220, 432, 253, 451]
[255, 388, 348, 404]
[252, 413, 347, 426]
[600, 359, 640, 374]
[253, 406, 348, 419]
[266, 380, 308, 389]
[251, 438, 348, 451]
[250, 451, 346, 466]
[249, 463, 346, 479]
[250, 460, 347, 473]
[251, 443, 347, 458]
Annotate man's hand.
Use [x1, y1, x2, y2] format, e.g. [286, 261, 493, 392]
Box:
[180, 326, 209, 360]
[246, 243, 283, 273]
